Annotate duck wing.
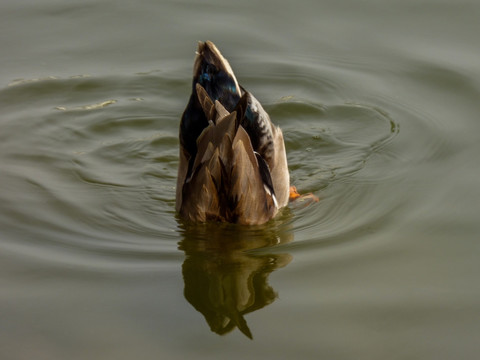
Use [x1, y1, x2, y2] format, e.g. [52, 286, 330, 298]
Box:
[179, 90, 277, 224]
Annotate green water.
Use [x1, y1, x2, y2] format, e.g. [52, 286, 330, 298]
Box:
[1, 0, 480, 359]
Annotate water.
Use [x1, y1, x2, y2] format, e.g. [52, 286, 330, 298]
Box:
[1, 0, 480, 359]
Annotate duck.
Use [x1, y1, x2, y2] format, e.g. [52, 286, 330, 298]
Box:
[175, 41, 292, 225]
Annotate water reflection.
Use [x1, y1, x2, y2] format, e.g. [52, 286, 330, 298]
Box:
[178, 216, 293, 339]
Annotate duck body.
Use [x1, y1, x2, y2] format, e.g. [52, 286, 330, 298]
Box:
[176, 41, 289, 225]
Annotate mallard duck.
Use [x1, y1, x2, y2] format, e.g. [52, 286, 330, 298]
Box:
[176, 41, 290, 225]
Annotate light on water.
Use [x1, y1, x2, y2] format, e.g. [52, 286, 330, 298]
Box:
[1, 0, 480, 359]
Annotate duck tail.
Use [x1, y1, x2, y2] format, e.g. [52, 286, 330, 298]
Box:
[193, 41, 242, 112]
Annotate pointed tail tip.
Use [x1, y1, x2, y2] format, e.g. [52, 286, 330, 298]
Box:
[195, 40, 226, 63]
[204, 40, 217, 52]
[192, 40, 242, 99]
[239, 323, 253, 340]
[196, 40, 206, 52]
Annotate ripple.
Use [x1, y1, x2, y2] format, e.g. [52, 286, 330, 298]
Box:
[0, 72, 184, 270]
[0, 54, 453, 270]
[272, 99, 400, 194]
[252, 59, 450, 250]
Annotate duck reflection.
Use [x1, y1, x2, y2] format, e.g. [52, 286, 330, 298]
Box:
[178, 216, 293, 339]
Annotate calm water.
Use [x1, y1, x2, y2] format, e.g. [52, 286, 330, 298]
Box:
[1, 0, 480, 359]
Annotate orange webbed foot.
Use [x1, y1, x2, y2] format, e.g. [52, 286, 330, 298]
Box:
[289, 186, 301, 201]
[289, 185, 319, 204]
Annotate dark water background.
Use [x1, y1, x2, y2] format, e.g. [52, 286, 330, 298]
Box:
[1, 0, 480, 359]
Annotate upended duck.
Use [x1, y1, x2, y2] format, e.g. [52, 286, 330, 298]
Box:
[176, 41, 297, 225]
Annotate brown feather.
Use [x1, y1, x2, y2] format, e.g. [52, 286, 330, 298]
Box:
[179, 109, 278, 225]
[214, 100, 229, 122]
[230, 127, 277, 224]
[195, 83, 216, 121]
[177, 41, 290, 225]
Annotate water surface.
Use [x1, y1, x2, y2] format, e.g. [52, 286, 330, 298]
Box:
[1, 0, 480, 359]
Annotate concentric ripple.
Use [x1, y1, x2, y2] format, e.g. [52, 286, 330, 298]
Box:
[0, 58, 447, 269]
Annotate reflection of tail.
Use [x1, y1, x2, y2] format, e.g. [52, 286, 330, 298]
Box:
[231, 310, 253, 340]
[182, 252, 286, 339]
[179, 221, 293, 339]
